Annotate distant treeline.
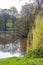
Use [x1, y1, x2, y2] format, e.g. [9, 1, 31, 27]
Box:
[0, 0, 43, 38]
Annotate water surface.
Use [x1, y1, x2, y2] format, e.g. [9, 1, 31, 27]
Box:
[0, 37, 26, 58]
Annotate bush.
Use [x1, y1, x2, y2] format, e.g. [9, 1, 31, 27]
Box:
[27, 45, 43, 58]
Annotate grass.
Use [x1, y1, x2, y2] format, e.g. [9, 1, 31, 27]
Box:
[0, 57, 43, 65]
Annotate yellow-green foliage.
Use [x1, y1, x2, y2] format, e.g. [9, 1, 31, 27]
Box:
[6, 20, 13, 28]
[33, 10, 43, 49]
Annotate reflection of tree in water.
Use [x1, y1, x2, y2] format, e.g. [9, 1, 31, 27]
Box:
[0, 39, 26, 55]
[19, 38, 27, 55]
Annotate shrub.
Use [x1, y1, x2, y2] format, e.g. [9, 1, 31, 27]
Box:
[27, 45, 43, 58]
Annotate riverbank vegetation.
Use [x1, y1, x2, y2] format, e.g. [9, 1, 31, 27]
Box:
[27, 11, 43, 59]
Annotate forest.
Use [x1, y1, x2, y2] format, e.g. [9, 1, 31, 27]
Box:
[0, 0, 43, 65]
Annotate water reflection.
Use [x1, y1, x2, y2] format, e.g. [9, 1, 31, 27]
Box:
[0, 31, 26, 58]
[0, 39, 26, 58]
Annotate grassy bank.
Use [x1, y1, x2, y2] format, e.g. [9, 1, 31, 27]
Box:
[0, 57, 43, 65]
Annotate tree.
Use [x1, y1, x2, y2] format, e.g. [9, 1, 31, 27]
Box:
[20, 3, 35, 37]
[33, 10, 43, 49]
[0, 6, 18, 31]
[9, 6, 18, 16]
[34, 0, 43, 12]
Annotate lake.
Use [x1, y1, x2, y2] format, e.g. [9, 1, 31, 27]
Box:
[0, 31, 26, 58]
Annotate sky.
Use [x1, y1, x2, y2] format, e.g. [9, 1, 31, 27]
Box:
[0, 0, 34, 12]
